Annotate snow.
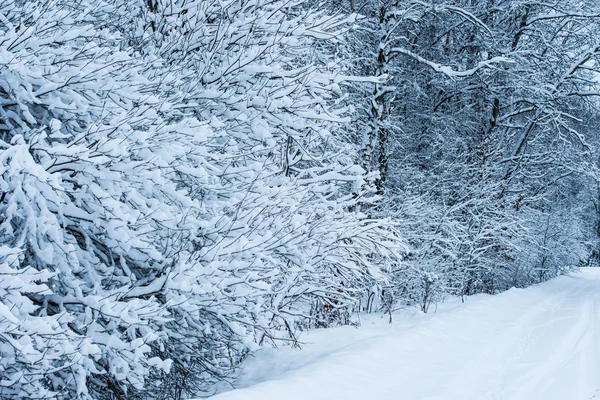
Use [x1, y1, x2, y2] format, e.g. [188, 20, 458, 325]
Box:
[209, 268, 600, 400]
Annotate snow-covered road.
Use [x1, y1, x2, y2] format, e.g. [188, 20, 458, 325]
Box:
[210, 268, 600, 400]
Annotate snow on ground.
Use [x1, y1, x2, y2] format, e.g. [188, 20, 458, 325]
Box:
[208, 268, 600, 400]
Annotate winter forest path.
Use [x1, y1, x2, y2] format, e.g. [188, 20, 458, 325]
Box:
[210, 268, 600, 400]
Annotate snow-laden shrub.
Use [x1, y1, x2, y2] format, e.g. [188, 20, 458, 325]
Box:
[0, 0, 405, 398]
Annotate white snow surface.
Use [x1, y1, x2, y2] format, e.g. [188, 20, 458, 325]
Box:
[209, 268, 600, 400]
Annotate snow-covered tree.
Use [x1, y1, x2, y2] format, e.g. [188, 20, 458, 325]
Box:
[344, 0, 600, 309]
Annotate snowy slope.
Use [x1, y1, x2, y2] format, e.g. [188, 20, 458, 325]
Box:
[209, 268, 600, 400]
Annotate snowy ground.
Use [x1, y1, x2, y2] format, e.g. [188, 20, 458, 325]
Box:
[209, 268, 600, 400]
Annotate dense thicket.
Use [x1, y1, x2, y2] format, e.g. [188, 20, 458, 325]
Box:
[0, 0, 402, 398]
[348, 0, 600, 311]
[1, 0, 599, 398]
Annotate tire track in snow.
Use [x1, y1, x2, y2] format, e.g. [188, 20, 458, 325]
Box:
[505, 284, 598, 400]
[423, 284, 573, 400]
[576, 293, 599, 400]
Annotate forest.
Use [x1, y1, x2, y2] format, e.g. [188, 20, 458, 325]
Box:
[1, 0, 600, 398]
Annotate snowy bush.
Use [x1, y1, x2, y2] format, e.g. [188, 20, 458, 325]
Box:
[0, 0, 405, 398]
